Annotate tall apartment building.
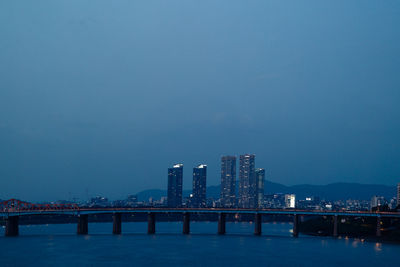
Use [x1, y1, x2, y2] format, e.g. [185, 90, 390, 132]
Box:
[192, 164, 207, 207]
[167, 164, 183, 207]
[220, 156, 236, 207]
[238, 154, 256, 208]
[255, 168, 265, 208]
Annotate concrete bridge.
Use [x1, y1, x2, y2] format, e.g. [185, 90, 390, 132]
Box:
[2, 203, 400, 237]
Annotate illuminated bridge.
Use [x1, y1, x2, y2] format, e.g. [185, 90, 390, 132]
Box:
[1, 199, 399, 237]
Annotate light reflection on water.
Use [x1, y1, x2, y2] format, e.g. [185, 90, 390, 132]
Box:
[0, 222, 398, 266]
[375, 242, 383, 252]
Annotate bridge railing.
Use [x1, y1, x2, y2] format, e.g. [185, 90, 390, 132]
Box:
[0, 199, 79, 213]
[1, 199, 399, 216]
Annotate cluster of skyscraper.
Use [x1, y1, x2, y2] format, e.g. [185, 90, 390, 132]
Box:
[167, 164, 207, 208]
[167, 154, 265, 208]
[221, 154, 265, 208]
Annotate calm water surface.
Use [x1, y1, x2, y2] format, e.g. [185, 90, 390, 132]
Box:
[0, 222, 398, 266]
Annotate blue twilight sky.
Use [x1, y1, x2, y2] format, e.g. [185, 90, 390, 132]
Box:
[0, 0, 399, 201]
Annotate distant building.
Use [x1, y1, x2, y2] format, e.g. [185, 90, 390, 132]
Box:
[238, 154, 256, 208]
[160, 196, 167, 205]
[88, 196, 109, 207]
[304, 196, 320, 203]
[126, 195, 138, 207]
[127, 195, 137, 201]
[285, 194, 296, 208]
[264, 193, 284, 209]
[167, 164, 183, 207]
[397, 183, 400, 208]
[389, 197, 397, 210]
[220, 156, 236, 207]
[297, 196, 321, 210]
[370, 195, 386, 209]
[192, 164, 207, 207]
[255, 168, 265, 208]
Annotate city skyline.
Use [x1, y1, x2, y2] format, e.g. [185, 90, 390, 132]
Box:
[167, 155, 266, 208]
[1, 154, 399, 202]
[1, 1, 400, 202]
[159, 155, 398, 210]
[0, 152, 398, 211]
[1, 1, 399, 265]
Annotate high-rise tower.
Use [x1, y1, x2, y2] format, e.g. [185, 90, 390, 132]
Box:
[220, 156, 236, 208]
[192, 164, 207, 207]
[167, 164, 183, 207]
[238, 154, 256, 208]
[255, 168, 265, 208]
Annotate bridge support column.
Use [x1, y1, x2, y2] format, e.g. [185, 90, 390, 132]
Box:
[218, 213, 226, 235]
[293, 214, 299, 237]
[376, 217, 382, 237]
[148, 212, 156, 234]
[333, 215, 338, 238]
[113, 213, 122, 235]
[77, 214, 89, 235]
[5, 216, 19, 237]
[254, 213, 262, 236]
[183, 212, 190, 235]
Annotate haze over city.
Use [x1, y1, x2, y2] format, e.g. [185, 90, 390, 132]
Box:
[1, 0, 399, 201]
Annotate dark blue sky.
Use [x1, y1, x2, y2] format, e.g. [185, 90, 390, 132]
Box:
[1, 1, 399, 201]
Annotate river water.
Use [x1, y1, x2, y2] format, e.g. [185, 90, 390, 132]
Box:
[0, 222, 399, 266]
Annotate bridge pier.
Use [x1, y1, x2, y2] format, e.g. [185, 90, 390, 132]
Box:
[183, 212, 190, 235]
[113, 213, 122, 235]
[218, 213, 226, 235]
[376, 217, 382, 237]
[333, 215, 338, 237]
[5, 216, 19, 237]
[254, 213, 262, 236]
[148, 212, 156, 234]
[293, 214, 299, 237]
[77, 214, 89, 235]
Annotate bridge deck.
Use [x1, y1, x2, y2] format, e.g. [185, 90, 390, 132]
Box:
[1, 208, 400, 218]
